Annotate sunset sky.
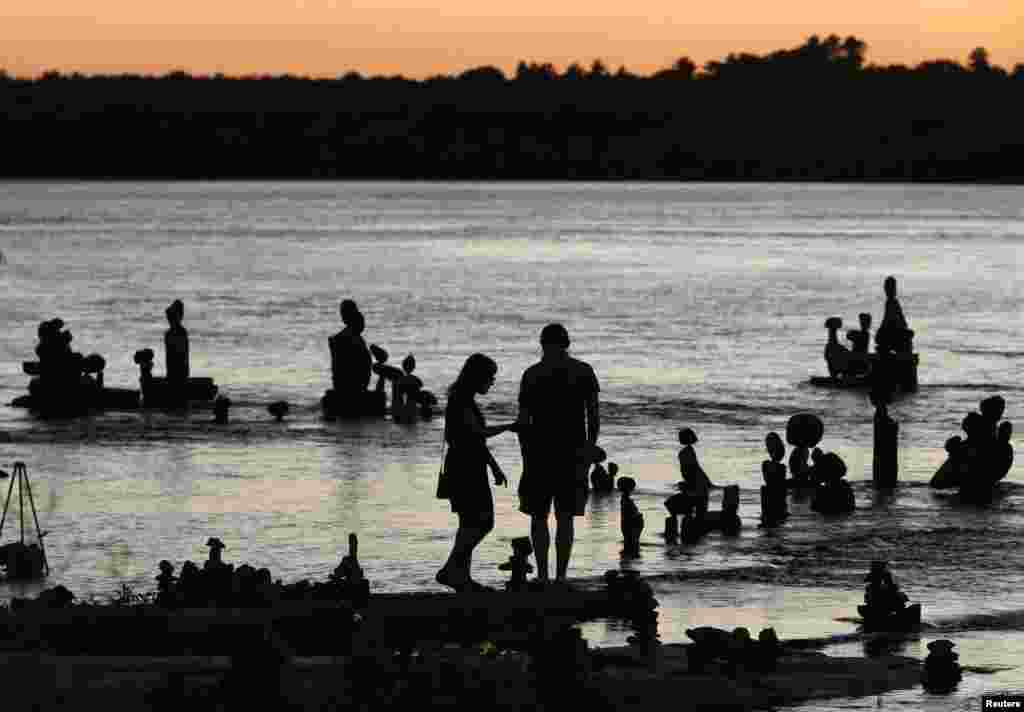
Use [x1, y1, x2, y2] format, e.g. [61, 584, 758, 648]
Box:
[3, 0, 1022, 79]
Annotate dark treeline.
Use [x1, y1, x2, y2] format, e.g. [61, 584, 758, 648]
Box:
[2, 35, 1023, 182]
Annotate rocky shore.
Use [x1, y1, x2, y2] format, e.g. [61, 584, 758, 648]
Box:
[0, 537, 928, 710]
[0, 639, 922, 711]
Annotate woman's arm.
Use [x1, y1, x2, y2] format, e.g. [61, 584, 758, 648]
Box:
[453, 403, 509, 484]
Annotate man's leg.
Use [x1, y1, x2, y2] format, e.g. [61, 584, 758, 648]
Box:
[530, 514, 551, 581]
[554, 512, 574, 581]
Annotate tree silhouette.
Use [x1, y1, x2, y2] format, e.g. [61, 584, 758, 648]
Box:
[1, 34, 1022, 182]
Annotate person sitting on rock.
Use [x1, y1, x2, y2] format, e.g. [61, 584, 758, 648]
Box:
[824, 317, 850, 379]
[875, 276, 913, 354]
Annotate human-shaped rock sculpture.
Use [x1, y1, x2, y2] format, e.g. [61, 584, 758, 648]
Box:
[871, 386, 899, 488]
[824, 316, 850, 379]
[391, 354, 425, 424]
[677, 427, 712, 509]
[618, 476, 643, 558]
[164, 299, 190, 392]
[760, 432, 788, 526]
[875, 276, 914, 355]
[325, 299, 377, 418]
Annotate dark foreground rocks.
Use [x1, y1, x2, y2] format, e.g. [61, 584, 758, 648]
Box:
[0, 641, 922, 711]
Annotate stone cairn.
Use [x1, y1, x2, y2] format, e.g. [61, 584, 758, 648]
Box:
[810, 451, 855, 515]
[932, 394, 1014, 499]
[604, 570, 660, 650]
[589, 461, 617, 493]
[685, 624, 782, 672]
[871, 385, 899, 488]
[20, 318, 106, 414]
[497, 536, 534, 591]
[922, 639, 962, 693]
[153, 534, 371, 609]
[785, 412, 824, 488]
[859, 560, 911, 626]
[760, 431, 788, 526]
[212, 395, 231, 424]
[267, 400, 289, 422]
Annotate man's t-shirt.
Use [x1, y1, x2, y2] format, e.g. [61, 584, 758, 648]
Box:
[518, 354, 599, 454]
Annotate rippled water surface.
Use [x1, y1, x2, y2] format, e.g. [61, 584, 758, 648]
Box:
[1, 181, 1022, 707]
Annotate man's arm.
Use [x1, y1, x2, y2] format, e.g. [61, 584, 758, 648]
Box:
[585, 395, 600, 445]
[517, 373, 532, 468]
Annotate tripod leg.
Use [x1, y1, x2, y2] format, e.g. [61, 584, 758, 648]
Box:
[0, 467, 16, 539]
[19, 466, 25, 545]
[23, 469, 49, 575]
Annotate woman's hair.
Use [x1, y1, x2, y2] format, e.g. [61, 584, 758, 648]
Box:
[449, 353, 497, 399]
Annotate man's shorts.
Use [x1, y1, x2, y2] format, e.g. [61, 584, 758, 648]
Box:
[518, 460, 589, 517]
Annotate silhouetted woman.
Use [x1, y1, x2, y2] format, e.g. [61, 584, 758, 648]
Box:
[437, 353, 517, 592]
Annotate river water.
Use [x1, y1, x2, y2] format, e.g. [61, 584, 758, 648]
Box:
[1, 181, 1022, 708]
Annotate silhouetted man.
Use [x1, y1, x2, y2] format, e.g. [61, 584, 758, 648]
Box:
[517, 323, 600, 585]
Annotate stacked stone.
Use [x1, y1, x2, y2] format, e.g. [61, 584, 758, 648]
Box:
[810, 452, 855, 514]
[22, 318, 105, 414]
[604, 570, 660, 650]
[151, 535, 370, 609]
[497, 536, 534, 591]
[785, 412, 824, 487]
[922, 639, 962, 693]
[932, 394, 1014, 498]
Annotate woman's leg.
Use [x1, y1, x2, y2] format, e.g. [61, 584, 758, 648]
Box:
[439, 512, 494, 585]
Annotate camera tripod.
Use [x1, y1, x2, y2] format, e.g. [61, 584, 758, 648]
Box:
[0, 461, 50, 576]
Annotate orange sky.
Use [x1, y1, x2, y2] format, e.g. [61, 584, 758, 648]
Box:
[3, 0, 1022, 78]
